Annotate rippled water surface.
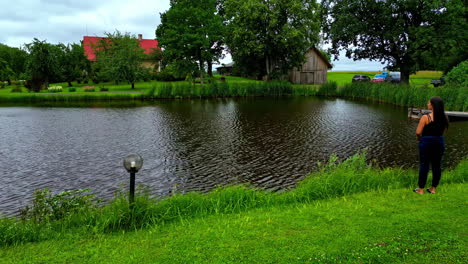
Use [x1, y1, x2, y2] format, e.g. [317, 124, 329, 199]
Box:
[1, 98, 467, 215]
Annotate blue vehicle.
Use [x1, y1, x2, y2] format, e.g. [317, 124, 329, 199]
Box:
[374, 71, 389, 79]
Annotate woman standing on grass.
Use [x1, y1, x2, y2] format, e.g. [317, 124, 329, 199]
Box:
[414, 96, 449, 194]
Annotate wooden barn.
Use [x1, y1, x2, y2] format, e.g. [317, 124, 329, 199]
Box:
[289, 48, 332, 84]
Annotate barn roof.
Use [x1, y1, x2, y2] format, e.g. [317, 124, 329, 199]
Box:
[83, 36, 159, 61]
[311, 47, 333, 69]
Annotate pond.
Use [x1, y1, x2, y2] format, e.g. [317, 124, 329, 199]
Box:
[1, 97, 467, 216]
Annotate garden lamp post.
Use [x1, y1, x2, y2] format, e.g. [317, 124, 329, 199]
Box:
[123, 154, 143, 208]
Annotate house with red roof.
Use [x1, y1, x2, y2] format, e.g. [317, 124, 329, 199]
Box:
[83, 34, 160, 71]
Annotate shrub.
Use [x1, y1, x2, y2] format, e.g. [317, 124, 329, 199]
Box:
[19, 188, 98, 223]
[68, 87, 76, 92]
[446, 60, 468, 86]
[100, 87, 109, 92]
[47, 86, 63, 93]
[11, 87, 22, 93]
[83, 86, 95, 92]
[154, 70, 184, 82]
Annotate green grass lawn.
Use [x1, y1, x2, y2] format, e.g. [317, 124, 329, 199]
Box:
[1, 183, 466, 264]
[327, 71, 379, 86]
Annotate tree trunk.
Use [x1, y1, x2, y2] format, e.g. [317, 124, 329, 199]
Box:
[207, 61, 213, 77]
[400, 67, 410, 84]
[199, 51, 204, 86]
[131, 82, 135, 89]
[44, 76, 49, 91]
[265, 56, 270, 80]
[68, 81, 72, 87]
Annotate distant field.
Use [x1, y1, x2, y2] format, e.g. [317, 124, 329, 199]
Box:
[328, 71, 443, 86]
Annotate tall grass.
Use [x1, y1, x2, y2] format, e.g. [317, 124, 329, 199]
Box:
[0, 81, 295, 103]
[1, 153, 466, 246]
[338, 82, 468, 111]
[149, 81, 293, 98]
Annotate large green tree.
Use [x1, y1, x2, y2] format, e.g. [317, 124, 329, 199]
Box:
[24, 39, 62, 91]
[94, 31, 146, 89]
[57, 43, 90, 87]
[222, 0, 321, 79]
[156, 0, 225, 83]
[0, 58, 14, 84]
[0, 43, 28, 82]
[321, 0, 467, 83]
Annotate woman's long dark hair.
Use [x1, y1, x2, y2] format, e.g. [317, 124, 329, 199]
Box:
[430, 96, 449, 129]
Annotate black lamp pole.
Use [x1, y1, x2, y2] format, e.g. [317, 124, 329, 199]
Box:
[129, 168, 136, 209]
[123, 154, 143, 211]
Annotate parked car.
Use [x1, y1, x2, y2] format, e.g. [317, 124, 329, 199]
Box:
[371, 77, 385, 83]
[352, 75, 371, 82]
[374, 71, 389, 79]
[430, 77, 446, 87]
[385, 72, 401, 83]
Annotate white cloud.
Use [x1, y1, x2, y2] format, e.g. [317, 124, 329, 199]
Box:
[0, 0, 170, 47]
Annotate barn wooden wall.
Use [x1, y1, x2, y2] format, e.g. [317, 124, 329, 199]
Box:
[289, 49, 329, 84]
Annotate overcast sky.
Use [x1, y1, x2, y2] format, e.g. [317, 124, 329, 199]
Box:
[0, 0, 384, 71]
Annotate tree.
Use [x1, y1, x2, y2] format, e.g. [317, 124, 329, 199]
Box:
[24, 39, 61, 91]
[0, 58, 14, 84]
[321, 0, 468, 84]
[156, 0, 225, 83]
[0, 43, 28, 81]
[94, 31, 146, 89]
[57, 43, 90, 86]
[222, 0, 321, 79]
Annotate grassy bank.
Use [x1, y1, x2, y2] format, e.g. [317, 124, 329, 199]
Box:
[0, 80, 293, 103]
[0, 71, 443, 103]
[334, 82, 468, 111]
[1, 154, 466, 247]
[0, 72, 466, 112]
[1, 183, 466, 263]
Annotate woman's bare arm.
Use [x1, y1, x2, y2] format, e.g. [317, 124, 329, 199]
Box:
[416, 115, 428, 140]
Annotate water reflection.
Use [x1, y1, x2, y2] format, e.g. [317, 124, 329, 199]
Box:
[0, 98, 467, 216]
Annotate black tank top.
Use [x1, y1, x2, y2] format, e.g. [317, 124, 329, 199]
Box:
[422, 114, 446, 136]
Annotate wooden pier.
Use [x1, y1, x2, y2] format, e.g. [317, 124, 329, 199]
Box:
[408, 108, 468, 122]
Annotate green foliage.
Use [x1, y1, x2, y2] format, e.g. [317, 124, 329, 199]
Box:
[19, 188, 97, 223]
[24, 39, 61, 91]
[223, 0, 321, 79]
[94, 31, 146, 89]
[0, 43, 28, 80]
[156, 0, 225, 79]
[149, 81, 293, 98]
[68, 87, 76, 92]
[154, 69, 181, 82]
[446, 60, 468, 87]
[321, 0, 467, 83]
[10, 87, 22, 93]
[0, 153, 466, 246]
[337, 82, 468, 111]
[56, 43, 90, 86]
[1, 183, 466, 262]
[317, 81, 337, 96]
[0, 58, 15, 82]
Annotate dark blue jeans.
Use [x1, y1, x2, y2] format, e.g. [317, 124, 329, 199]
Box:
[419, 136, 445, 188]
